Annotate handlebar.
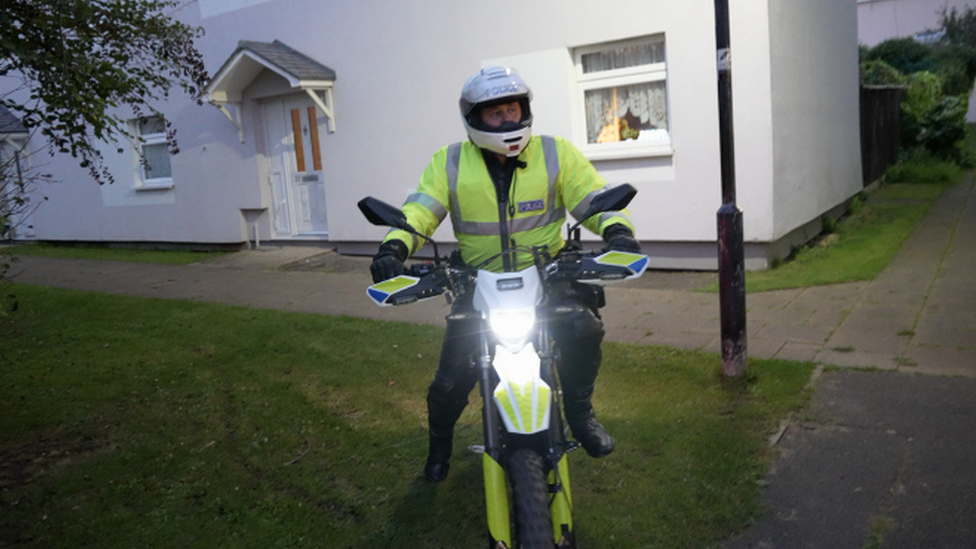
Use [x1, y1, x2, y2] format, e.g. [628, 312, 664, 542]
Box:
[406, 262, 438, 278]
[368, 245, 647, 307]
[408, 244, 639, 286]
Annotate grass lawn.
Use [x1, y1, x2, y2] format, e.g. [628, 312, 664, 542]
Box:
[700, 178, 958, 293]
[2, 242, 228, 265]
[0, 285, 814, 548]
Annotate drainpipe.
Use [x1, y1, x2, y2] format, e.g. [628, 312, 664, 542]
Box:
[714, 0, 747, 378]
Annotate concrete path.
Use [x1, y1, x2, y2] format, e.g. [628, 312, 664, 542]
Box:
[4, 175, 975, 548]
[722, 370, 976, 549]
[723, 176, 976, 549]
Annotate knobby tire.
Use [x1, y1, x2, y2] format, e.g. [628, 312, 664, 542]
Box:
[509, 448, 553, 549]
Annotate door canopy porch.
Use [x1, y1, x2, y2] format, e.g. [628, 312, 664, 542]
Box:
[204, 40, 337, 142]
[0, 104, 29, 150]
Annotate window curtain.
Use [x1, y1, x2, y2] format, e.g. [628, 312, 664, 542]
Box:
[585, 81, 668, 144]
[581, 40, 665, 74]
[142, 143, 172, 179]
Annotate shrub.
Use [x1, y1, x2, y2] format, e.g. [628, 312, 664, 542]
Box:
[931, 44, 976, 95]
[861, 30, 976, 168]
[941, 6, 976, 49]
[901, 72, 968, 158]
[919, 95, 968, 154]
[860, 59, 906, 86]
[863, 37, 976, 97]
[902, 71, 944, 117]
[865, 38, 937, 75]
[822, 215, 838, 235]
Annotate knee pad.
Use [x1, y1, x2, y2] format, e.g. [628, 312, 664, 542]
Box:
[428, 366, 478, 406]
[427, 373, 473, 431]
[571, 307, 605, 340]
[552, 302, 604, 341]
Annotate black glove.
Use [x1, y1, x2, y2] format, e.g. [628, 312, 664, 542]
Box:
[370, 240, 408, 283]
[603, 224, 641, 253]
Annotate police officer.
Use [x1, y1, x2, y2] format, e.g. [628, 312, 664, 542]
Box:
[370, 66, 640, 483]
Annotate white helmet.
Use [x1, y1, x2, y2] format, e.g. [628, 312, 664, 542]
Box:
[459, 66, 533, 157]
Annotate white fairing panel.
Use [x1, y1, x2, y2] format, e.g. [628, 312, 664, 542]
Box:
[472, 266, 543, 314]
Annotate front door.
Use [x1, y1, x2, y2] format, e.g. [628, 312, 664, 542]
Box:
[263, 94, 328, 238]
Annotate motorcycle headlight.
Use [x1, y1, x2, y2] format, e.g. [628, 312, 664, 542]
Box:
[489, 307, 536, 352]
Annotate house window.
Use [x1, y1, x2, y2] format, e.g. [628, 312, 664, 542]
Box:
[575, 35, 671, 159]
[134, 116, 173, 189]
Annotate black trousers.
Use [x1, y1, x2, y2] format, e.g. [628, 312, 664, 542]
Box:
[426, 282, 606, 437]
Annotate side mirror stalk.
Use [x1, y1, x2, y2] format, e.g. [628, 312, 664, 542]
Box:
[564, 183, 637, 241]
[358, 197, 440, 264]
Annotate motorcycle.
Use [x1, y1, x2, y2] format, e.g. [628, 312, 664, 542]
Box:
[358, 184, 648, 549]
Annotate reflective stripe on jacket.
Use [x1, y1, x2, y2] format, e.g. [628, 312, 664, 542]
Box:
[385, 135, 634, 272]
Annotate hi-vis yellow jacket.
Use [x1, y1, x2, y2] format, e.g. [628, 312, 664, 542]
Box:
[385, 135, 635, 272]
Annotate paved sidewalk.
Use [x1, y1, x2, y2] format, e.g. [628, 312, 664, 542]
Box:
[722, 176, 976, 549]
[4, 175, 975, 548]
[722, 369, 976, 549]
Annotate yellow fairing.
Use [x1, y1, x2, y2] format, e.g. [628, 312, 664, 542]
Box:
[483, 453, 511, 546]
[549, 453, 574, 541]
[494, 381, 551, 434]
[491, 344, 551, 435]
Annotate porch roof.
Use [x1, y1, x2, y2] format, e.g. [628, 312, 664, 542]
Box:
[204, 39, 336, 104]
[204, 40, 338, 141]
[0, 104, 28, 137]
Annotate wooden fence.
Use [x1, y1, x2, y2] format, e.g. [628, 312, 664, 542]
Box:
[860, 85, 905, 186]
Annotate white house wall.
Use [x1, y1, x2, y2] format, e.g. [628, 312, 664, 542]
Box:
[193, 0, 739, 252]
[727, 0, 776, 243]
[769, 0, 863, 241]
[481, 9, 725, 245]
[14, 0, 862, 270]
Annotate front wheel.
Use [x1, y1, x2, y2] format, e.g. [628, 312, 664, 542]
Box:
[509, 449, 553, 549]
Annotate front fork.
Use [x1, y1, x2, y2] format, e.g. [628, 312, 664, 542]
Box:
[480, 323, 574, 548]
[540, 328, 574, 546]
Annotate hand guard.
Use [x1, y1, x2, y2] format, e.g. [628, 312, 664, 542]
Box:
[370, 240, 408, 283]
[602, 224, 641, 253]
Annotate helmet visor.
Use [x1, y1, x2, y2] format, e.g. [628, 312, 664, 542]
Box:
[466, 97, 532, 132]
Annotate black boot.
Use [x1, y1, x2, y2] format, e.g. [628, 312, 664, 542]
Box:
[566, 409, 615, 457]
[423, 430, 453, 483]
[424, 384, 469, 483]
[564, 392, 615, 458]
